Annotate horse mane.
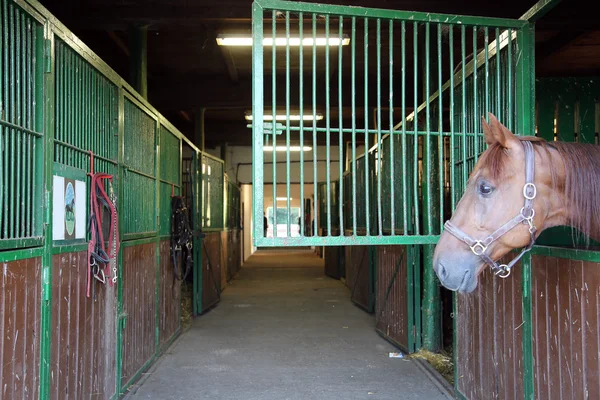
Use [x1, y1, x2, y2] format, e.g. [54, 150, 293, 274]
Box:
[471, 136, 600, 244]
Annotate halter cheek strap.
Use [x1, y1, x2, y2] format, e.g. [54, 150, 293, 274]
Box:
[443, 140, 537, 278]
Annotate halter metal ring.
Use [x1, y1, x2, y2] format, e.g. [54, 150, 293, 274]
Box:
[523, 183, 537, 200]
[495, 264, 511, 278]
[520, 207, 535, 220]
[470, 242, 487, 256]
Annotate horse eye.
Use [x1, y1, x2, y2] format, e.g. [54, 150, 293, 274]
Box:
[479, 182, 494, 196]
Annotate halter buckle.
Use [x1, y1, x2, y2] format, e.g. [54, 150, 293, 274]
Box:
[494, 264, 511, 279]
[523, 183, 537, 200]
[520, 206, 535, 220]
[470, 241, 487, 256]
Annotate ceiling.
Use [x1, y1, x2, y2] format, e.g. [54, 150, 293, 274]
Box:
[40, 0, 599, 148]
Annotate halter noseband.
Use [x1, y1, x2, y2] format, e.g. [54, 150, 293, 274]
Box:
[443, 140, 537, 279]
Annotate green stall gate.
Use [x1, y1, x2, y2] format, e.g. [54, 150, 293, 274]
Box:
[0, 0, 240, 398]
[250, 0, 534, 361]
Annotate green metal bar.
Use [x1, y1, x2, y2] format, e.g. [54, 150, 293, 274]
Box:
[363, 18, 370, 236]
[413, 22, 419, 235]
[9, 3, 15, 239]
[401, 21, 407, 233]
[256, 0, 527, 28]
[389, 20, 395, 235]
[26, 21, 33, 238]
[496, 28, 501, 117]
[437, 24, 444, 233]
[507, 28, 513, 131]
[325, 14, 331, 236]
[129, 24, 148, 99]
[1, 0, 7, 239]
[484, 27, 489, 119]
[312, 13, 318, 236]
[299, 12, 304, 236]
[338, 16, 344, 234]
[351, 17, 357, 235]
[461, 26, 467, 187]
[39, 23, 55, 400]
[271, 10, 277, 237]
[286, 11, 291, 237]
[425, 23, 432, 235]
[256, 234, 441, 247]
[376, 18, 382, 236]
[54, 139, 117, 164]
[449, 26, 455, 211]
[473, 27, 479, 163]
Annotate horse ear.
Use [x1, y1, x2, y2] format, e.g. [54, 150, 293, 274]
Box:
[482, 116, 495, 145]
[487, 112, 520, 149]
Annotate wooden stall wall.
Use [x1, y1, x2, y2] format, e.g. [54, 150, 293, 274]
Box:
[344, 245, 374, 313]
[375, 246, 410, 352]
[121, 243, 158, 388]
[531, 254, 600, 400]
[202, 232, 222, 313]
[455, 261, 524, 400]
[220, 231, 228, 290]
[227, 230, 241, 281]
[0, 256, 42, 400]
[158, 241, 181, 349]
[51, 252, 116, 400]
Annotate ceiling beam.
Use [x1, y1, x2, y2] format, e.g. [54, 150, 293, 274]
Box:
[219, 45, 239, 83]
[536, 31, 586, 63]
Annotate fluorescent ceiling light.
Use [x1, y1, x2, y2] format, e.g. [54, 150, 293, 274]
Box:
[276, 197, 292, 201]
[263, 145, 312, 151]
[216, 36, 350, 47]
[245, 113, 323, 121]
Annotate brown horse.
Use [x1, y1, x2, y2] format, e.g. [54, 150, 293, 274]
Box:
[433, 112, 600, 293]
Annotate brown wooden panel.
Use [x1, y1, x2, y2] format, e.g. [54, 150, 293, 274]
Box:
[50, 251, 117, 400]
[220, 231, 228, 290]
[375, 246, 409, 351]
[226, 230, 241, 280]
[202, 232, 221, 312]
[531, 255, 600, 400]
[158, 240, 181, 349]
[324, 246, 343, 279]
[344, 245, 372, 312]
[121, 243, 157, 386]
[456, 258, 523, 400]
[0, 257, 41, 400]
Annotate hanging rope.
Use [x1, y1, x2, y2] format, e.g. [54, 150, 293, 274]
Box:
[87, 151, 119, 298]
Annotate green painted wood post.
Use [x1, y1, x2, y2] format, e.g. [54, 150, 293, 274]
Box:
[128, 24, 148, 100]
[39, 23, 55, 400]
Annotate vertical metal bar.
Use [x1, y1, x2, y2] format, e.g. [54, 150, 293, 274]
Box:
[413, 22, 420, 235]
[449, 27, 456, 211]
[312, 14, 318, 236]
[251, 2, 264, 243]
[1, 0, 7, 238]
[376, 18, 382, 236]
[437, 24, 444, 233]
[485, 27, 489, 120]
[461, 25, 467, 186]
[473, 26, 479, 163]
[389, 20, 395, 235]
[9, 3, 15, 238]
[364, 18, 370, 236]
[401, 21, 407, 234]
[26, 17, 32, 237]
[15, 11, 22, 238]
[424, 23, 432, 236]
[325, 14, 331, 236]
[351, 17, 357, 235]
[496, 28, 501, 118]
[286, 11, 291, 237]
[272, 11, 277, 237]
[507, 28, 513, 131]
[338, 16, 344, 235]
[299, 12, 304, 237]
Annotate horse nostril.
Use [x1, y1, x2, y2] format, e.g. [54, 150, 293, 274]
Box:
[437, 263, 448, 281]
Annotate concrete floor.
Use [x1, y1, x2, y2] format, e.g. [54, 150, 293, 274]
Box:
[127, 249, 453, 400]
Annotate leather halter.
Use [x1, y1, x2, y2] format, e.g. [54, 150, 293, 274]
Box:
[443, 140, 537, 278]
